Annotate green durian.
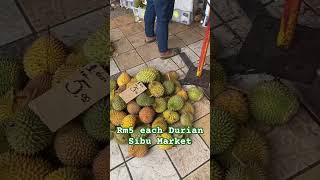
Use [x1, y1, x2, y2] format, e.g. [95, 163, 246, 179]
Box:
[187, 86, 204, 102]
[211, 108, 236, 155]
[153, 97, 167, 113]
[135, 67, 157, 83]
[0, 58, 26, 96]
[213, 62, 226, 97]
[249, 80, 299, 125]
[114, 133, 129, 144]
[136, 92, 154, 106]
[0, 152, 53, 179]
[83, 24, 110, 66]
[163, 80, 175, 95]
[81, 98, 108, 142]
[211, 160, 223, 180]
[112, 95, 126, 111]
[167, 95, 184, 111]
[6, 107, 53, 154]
[217, 128, 269, 168]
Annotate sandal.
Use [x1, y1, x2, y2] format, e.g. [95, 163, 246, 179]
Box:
[145, 36, 156, 43]
[160, 48, 181, 59]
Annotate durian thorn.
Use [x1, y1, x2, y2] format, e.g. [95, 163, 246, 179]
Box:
[232, 151, 246, 167]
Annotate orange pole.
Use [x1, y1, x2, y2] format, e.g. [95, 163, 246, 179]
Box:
[196, 21, 211, 77]
[277, 0, 303, 48]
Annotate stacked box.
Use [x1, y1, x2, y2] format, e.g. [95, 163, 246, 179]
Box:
[171, 0, 199, 25]
[120, 0, 134, 9]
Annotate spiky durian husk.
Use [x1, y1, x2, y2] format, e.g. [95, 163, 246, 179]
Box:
[249, 80, 299, 125]
[213, 62, 226, 97]
[225, 163, 267, 180]
[211, 108, 236, 155]
[24, 36, 66, 79]
[211, 160, 223, 180]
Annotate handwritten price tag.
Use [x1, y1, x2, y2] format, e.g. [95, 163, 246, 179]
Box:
[29, 63, 108, 132]
[119, 82, 147, 103]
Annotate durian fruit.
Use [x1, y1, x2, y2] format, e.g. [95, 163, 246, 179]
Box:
[164, 71, 179, 81]
[117, 72, 131, 86]
[187, 86, 204, 102]
[83, 24, 110, 65]
[110, 79, 117, 92]
[179, 102, 195, 115]
[18, 73, 52, 103]
[121, 115, 137, 128]
[176, 88, 188, 101]
[126, 78, 137, 88]
[110, 110, 126, 126]
[211, 108, 236, 155]
[135, 67, 157, 83]
[213, 62, 226, 97]
[54, 122, 99, 167]
[158, 133, 173, 150]
[163, 110, 180, 124]
[249, 81, 299, 125]
[24, 36, 67, 79]
[6, 107, 53, 154]
[225, 163, 267, 180]
[0, 89, 16, 123]
[81, 99, 108, 142]
[214, 89, 249, 124]
[148, 81, 165, 97]
[163, 80, 175, 95]
[93, 146, 109, 180]
[139, 107, 155, 123]
[180, 113, 193, 127]
[134, 0, 144, 8]
[0, 123, 9, 153]
[131, 125, 150, 139]
[211, 160, 223, 180]
[127, 101, 141, 115]
[0, 152, 53, 179]
[152, 117, 168, 131]
[136, 92, 154, 106]
[65, 51, 88, 67]
[153, 97, 167, 113]
[167, 95, 184, 111]
[217, 128, 269, 168]
[0, 58, 26, 96]
[128, 144, 149, 157]
[45, 167, 87, 180]
[112, 95, 126, 111]
[52, 64, 79, 86]
[114, 133, 129, 144]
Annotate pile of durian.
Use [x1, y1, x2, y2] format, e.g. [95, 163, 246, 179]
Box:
[211, 62, 300, 180]
[0, 23, 110, 179]
[110, 68, 205, 157]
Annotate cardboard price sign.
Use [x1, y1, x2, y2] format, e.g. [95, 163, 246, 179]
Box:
[119, 82, 147, 103]
[29, 63, 108, 132]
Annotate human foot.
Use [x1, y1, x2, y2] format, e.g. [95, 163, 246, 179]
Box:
[160, 48, 181, 59]
[145, 36, 156, 43]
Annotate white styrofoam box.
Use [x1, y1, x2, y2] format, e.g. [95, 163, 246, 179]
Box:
[180, 11, 193, 25]
[174, 0, 199, 12]
[121, 0, 134, 9]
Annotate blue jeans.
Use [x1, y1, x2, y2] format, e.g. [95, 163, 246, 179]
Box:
[144, 0, 175, 53]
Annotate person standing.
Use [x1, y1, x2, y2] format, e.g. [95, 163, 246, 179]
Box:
[144, 0, 180, 59]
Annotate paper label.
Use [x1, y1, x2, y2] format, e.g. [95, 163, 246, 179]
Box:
[119, 82, 147, 103]
[29, 63, 109, 132]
